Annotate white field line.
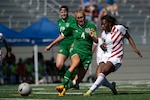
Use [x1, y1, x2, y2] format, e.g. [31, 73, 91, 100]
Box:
[33, 91, 83, 95]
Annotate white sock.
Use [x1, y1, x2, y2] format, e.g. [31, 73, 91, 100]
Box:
[103, 77, 113, 89]
[88, 73, 105, 92]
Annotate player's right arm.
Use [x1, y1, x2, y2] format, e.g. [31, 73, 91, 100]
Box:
[124, 31, 142, 58]
[44, 34, 64, 51]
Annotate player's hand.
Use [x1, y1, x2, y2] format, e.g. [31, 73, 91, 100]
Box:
[44, 46, 51, 51]
[134, 48, 142, 58]
[89, 28, 95, 37]
[100, 43, 107, 51]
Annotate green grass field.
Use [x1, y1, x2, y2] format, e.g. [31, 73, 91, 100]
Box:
[0, 82, 150, 100]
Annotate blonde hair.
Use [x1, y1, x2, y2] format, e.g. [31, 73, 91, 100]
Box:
[74, 9, 85, 18]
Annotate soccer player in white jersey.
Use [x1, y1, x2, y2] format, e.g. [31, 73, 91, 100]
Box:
[84, 15, 142, 96]
[92, 32, 117, 95]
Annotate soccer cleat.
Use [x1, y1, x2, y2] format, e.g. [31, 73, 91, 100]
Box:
[58, 88, 66, 96]
[56, 85, 64, 93]
[111, 82, 118, 95]
[83, 91, 92, 96]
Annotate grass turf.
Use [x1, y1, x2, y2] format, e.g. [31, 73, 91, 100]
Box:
[0, 83, 150, 100]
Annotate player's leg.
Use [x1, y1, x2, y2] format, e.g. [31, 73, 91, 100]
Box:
[56, 45, 71, 76]
[72, 55, 92, 89]
[96, 62, 117, 94]
[56, 54, 80, 96]
[95, 62, 105, 77]
[102, 59, 122, 95]
[72, 66, 88, 89]
[84, 72, 105, 96]
[103, 77, 117, 95]
[84, 61, 114, 96]
[56, 53, 67, 69]
[62, 54, 80, 85]
[55, 53, 68, 76]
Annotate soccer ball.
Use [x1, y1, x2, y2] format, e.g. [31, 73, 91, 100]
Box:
[18, 82, 32, 96]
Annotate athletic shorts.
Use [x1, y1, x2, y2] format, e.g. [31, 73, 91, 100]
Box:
[108, 57, 122, 71]
[70, 49, 92, 69]
[101, 53, 122, 71]
[58, 45, 72, 57]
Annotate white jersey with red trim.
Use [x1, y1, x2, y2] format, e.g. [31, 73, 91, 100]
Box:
[101, 25, 127, 64]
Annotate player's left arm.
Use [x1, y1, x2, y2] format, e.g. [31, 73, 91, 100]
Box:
[125, 31, 142, 58]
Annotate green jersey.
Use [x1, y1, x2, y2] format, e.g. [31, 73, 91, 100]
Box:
[57, 16, 75, 46]
[70, 21, 97, 56]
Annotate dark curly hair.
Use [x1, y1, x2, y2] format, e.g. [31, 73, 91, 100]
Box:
[101, 15, 129, 30]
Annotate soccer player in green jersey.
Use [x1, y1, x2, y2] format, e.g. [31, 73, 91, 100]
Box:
[56, 10, 98, 96]
[45, 6, 75, 76]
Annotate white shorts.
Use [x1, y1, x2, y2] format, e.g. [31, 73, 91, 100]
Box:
[108, 57, 122, 71]
[100, 53, 122, 71]
[108, 57, 122, 65]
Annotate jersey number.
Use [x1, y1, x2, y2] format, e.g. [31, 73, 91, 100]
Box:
[81, 32, 85, 39]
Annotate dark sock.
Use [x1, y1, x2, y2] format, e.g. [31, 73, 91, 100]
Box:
[65, 80, 73, 90]
[58, 67, 66, 76]
[62, 70, 72, 86]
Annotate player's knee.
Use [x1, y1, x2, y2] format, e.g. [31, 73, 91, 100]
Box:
[56, 63, 64, 70]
